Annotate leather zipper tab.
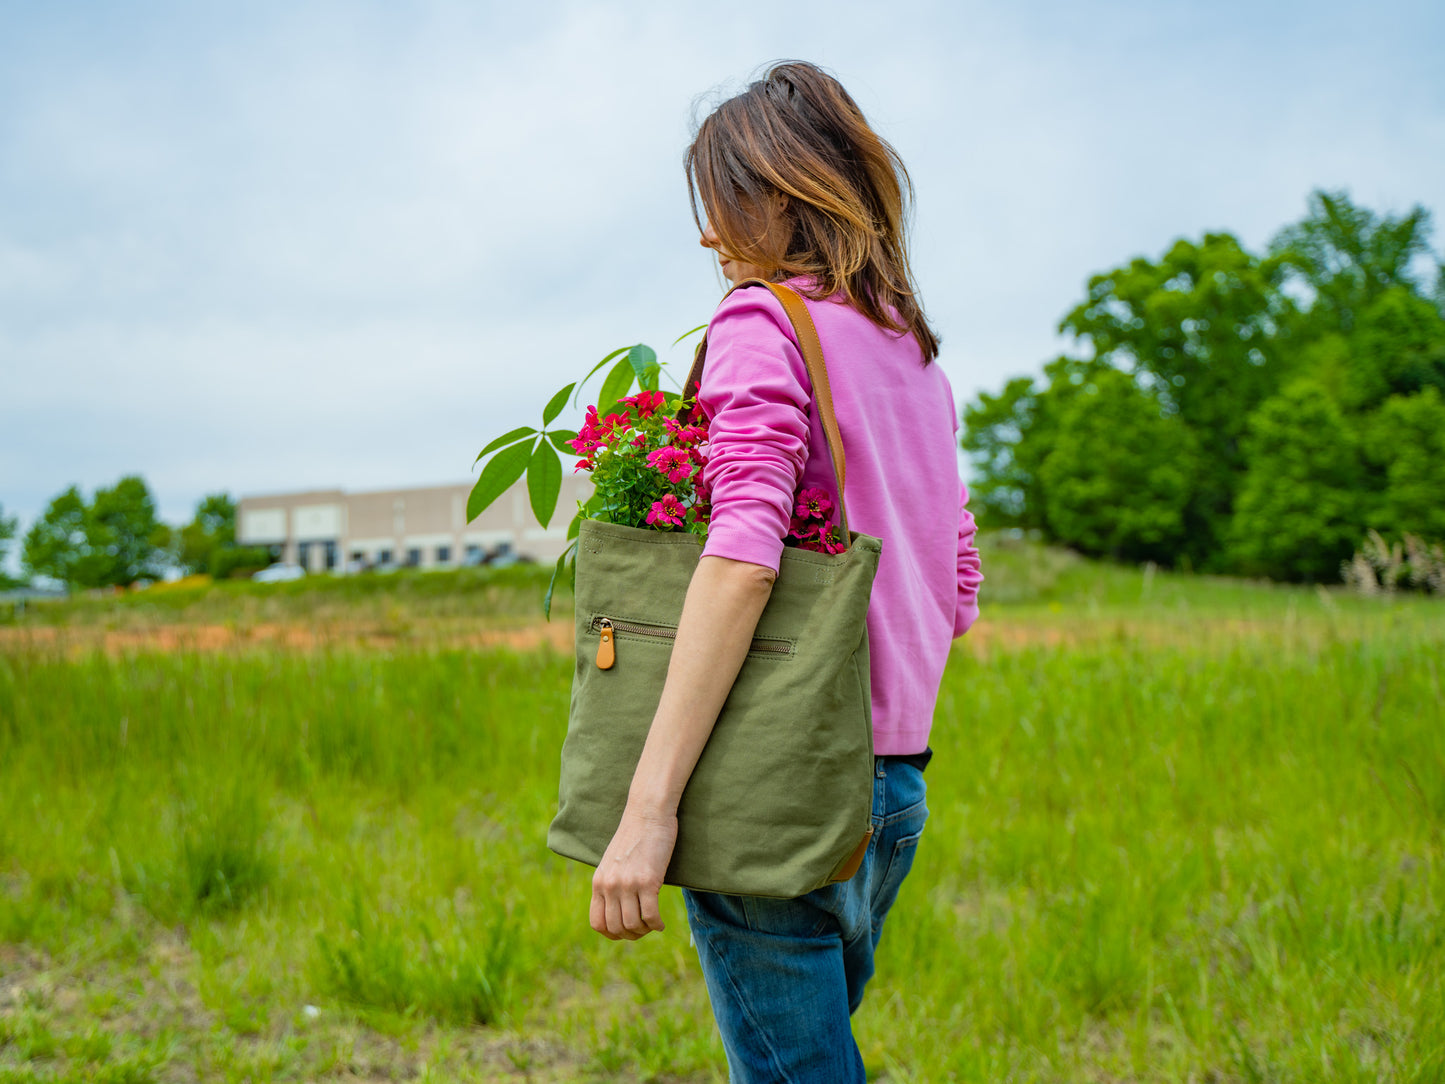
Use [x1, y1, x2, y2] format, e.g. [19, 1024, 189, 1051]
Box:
[596, 619, 616, 670]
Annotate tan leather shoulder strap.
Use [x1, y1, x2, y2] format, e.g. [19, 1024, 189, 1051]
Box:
[679, 278, 851, 538]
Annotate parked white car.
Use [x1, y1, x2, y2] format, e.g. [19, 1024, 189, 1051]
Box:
[252, 562, 306, 583]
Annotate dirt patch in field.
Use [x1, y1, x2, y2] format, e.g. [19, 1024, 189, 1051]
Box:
[0, 620, 576, 657]
[0, 612, 1359, 660]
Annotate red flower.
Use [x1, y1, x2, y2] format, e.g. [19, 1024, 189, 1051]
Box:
[796, 525, 847, 554]
[646, 446, 693, 484]
[624, 390, 667, 419]
[664, 418, 709, 448]
[795, 487, 834, 522]
[646, 494, 686, 527]
[788, 515, 821, 541]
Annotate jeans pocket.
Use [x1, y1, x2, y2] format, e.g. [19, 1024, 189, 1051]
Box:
[870, 825, 925, 922]
[742, 884, 840, 940]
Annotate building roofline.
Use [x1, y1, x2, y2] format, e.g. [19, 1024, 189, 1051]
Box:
[238, 481, 481, 503]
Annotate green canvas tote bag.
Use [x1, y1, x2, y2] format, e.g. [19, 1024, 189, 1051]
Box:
[547, 280, 882, 899]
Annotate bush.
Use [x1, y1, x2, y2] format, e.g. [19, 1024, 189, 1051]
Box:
[209, 546, 272, 580]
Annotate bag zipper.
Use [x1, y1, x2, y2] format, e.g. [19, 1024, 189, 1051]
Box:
[591, 615, 792, 669]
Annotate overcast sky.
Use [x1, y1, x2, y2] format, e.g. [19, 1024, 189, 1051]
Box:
[2, 0, 1443, 559]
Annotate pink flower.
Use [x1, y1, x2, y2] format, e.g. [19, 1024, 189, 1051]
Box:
[646, 494, 685, 527]
[624, 390, 667, 419]
[664, 418, 709, 448]
[646, 446, 693, 484]
[788, 515, 821, 541]
[795, 487, 834, 522]
[797, 525, 847, 555]
[574, 457, 592, 473]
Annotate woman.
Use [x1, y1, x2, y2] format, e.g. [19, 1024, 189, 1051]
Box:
[590, 61, 983, 1081]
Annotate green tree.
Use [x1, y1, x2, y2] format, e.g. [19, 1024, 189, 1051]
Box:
[89, 476, 164, 587]
[1271, 190, 1436, 336]
[22, 477, 165, 589]
[1229, 382, 1365, 580]
[23, 487, 94, 587]
[1362, 387, 1445, 541]
[1344, 287, 1445, 410]
[961, 190, 1443, 582]
[174, 492, 237, 575]
[960, 375, 1045, 530]
[0, 503, 20, 589]
[1037, 369, 1197, 562]
[1057, 232, 1294, 560]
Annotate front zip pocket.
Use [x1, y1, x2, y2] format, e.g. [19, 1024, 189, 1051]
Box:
[590, 615, 793, 669]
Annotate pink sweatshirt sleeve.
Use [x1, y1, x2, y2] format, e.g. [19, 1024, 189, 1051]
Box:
[696, 286, 811, 573]
[955, 478, 983, 636]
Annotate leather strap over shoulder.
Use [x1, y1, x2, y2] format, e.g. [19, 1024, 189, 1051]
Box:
[679, 278, 852, 539]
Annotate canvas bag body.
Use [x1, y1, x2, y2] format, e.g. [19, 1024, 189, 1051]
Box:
[546, 281, 881, 899]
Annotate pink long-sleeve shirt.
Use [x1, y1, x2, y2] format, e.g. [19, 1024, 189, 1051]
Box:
[697, 282, 983, 756]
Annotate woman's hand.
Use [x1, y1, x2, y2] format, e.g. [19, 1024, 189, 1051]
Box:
[590, 806, 679, 940]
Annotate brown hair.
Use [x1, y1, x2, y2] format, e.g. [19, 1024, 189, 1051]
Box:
[686, 61, 940, 362]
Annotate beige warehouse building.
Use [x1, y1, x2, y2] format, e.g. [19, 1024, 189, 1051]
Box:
[236, 477, 590, 573]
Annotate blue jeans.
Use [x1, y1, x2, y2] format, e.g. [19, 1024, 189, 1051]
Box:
[683, 757, 928, 1083]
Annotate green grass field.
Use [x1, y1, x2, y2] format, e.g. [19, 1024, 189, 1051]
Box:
[1, 540, 1442, 1082]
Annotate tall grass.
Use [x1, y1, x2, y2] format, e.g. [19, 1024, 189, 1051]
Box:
[0, 578, 1442, 1080]
[0, 562, 561, 630]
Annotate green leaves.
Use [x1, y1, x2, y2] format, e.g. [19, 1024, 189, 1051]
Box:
[597, 358, 635, 417]
[573, 347, 633, 406]
[543, 538, 578, 620]
[627, 344, 659, 390]
[474, 427, 536, 465]
[527, 439, 562, 528]
[467, 440, 532, 523]
[471, 328, 698, 616]
[542, 384, 575, 427]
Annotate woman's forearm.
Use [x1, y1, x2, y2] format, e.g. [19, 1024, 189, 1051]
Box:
[625, 554, 776, 817]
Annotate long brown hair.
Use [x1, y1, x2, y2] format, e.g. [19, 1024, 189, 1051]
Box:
[686, 61, 940, 362]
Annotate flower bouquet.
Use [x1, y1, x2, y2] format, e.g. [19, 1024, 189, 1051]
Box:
[470, 335, 846, 616]
[467, 340, 704, 616]
[569, 390, 712, 537]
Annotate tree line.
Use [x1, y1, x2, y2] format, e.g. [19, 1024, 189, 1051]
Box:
[0, 482, 269, 590]
[962, 190, 1445, 581]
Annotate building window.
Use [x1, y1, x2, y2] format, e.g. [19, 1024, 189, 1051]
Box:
[435, 545, 451, 564]
[406, 548, 421, 568]
[378, 549, 393, 566]
[323, 541, 337, 570]
[297, 541, 312, 570]
[464, 544, 482, 564]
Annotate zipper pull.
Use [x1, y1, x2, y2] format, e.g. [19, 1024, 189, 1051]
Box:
[596, 619, 616, 670]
